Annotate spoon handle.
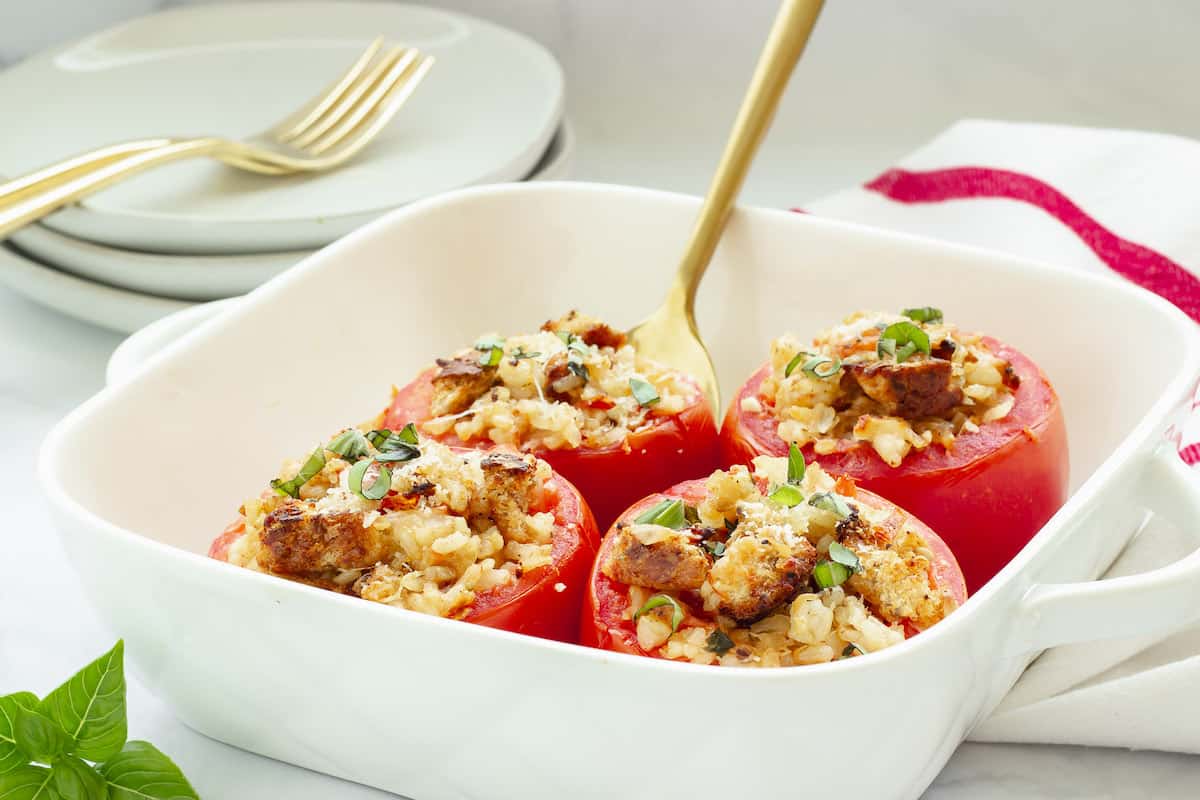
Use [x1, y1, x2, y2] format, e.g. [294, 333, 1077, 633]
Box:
[670, 0, 825, 310]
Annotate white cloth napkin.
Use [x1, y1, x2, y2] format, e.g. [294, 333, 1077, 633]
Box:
[805, 120, 1200, 753]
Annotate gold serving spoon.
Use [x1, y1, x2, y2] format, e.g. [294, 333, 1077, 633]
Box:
[629, 0, 825, 417]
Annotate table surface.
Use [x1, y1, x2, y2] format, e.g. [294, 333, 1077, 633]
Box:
[5, 1, 1200, 795]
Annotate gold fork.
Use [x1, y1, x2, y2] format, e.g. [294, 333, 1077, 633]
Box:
[628, 0, 825, 416]
[0, 38, 433, 239]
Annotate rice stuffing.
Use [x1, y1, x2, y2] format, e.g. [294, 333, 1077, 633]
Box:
[223, 430, 558, 619]
[599, 457, 958, 667]
[421, 311, 696, 451]
[757, 309, 1018, 466]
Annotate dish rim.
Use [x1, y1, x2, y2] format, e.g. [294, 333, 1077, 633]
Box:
[38, 181, 1200, 679]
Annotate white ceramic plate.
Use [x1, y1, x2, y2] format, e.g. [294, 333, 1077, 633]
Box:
[39, 183, 1200, 799]
[0, 244, 189, 333]
[0, 2, 564, 253]
[10, 121, 574, 301]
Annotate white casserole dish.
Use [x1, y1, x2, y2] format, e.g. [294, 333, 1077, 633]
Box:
[39, 183, 1200, 799]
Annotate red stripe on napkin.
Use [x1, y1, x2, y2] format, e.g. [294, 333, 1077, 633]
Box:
[865, 167, 1200, 324]
[1178, 443, 1200, 466]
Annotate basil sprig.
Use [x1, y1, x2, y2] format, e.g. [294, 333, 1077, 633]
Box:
[705, 629, 735, 655]
[634, 498, 688, 530]
[634, 594, 685, 634]
[0, 641, 199, 798]
[270, 445, 326, 498]
[877, 320, 931, 363]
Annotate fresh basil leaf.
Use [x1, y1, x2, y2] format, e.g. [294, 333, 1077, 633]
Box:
[395, 423, 419, 446]
[100, 741, 198, 800]
[786, 443, 805, 486]
[567, 357, 589, 382]
[51, 757, 107, 800]
[801, 355, 841, 379]
[808, 491, 852, 519]
[901, 306, 943, 324]
[41, 641, 126, 763]
[0, 765, 56, 799]
[633, 499, 686, 530]
[348, 459, 391, 501]
[705, 629, 734, 655]
[813, 560, 853, 589]
[0, 693, 38, 775]
[879, 321, 930, 363]
[270, 446, 325, 499]
[633, 594, 684, 633]
[828, 541, 861, 572]
[473, 335, 505, 352]
[629, 378, 660, 408]
[783, 351, 809, 378]
[478, 345, 504, 367]
[324, 430, 370, 461]
[841, 643, 866, 658]
[13, 707, 70, 764]
[703, 540, 726, 558]
[768, 484, 804, 508]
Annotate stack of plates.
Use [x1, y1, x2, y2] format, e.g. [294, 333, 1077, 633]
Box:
[0, 3, 571, 333]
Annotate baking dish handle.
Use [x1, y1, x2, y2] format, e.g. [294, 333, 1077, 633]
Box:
[1018, 446, 1200, 652]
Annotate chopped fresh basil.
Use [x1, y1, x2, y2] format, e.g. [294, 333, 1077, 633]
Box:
[813, 560, 853, 589]
[787, 442, 806, 485]
[634, 594, 684, 633]
[630, 377, 660, 407]
[841, 643, 866, 658]
[368, 424, 421, 463]
[784, 351, 810, 378]
[705, 629, 735, 655]
[510, 347, 542, 361]
[768, 483, 804, 507]
[474, 335, 505, 352]
[634, 498, 687, 530]
[877, 321, 931, 364]
[809, 491, 852, 519]
[395, 422, 419, 445]
[828, 541, 861, 572]
[325, 429, 370, 461]
[801, 355, 842, 379]
[555, 331, 591, 355]
[479, 345, 504, 367]
[725, 518, 739, 534]
[567, 354, 590, 382]
[902, 306, 944, 324]
[270, 446, 325, 498]
[348, 458, 392, 500]
[704, 540, 727, 558]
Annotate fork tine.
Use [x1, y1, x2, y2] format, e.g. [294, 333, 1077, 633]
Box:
[306, 54, 435, 161]
[300, 50, 426, 156]
[270, 37, 385, 142]
[287, 46, 412, 150]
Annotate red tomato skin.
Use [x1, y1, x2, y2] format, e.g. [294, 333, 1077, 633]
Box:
[210, 467, 598, 644]
[580, 480, 967, 656]
[384, 367, 720, 530]
[720, 337, 1068, 594]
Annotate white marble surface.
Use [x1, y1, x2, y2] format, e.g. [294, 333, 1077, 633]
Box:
[5, 1, 1200, 797]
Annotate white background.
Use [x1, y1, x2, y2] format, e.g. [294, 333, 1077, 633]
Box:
[2, 1, 1200, 797]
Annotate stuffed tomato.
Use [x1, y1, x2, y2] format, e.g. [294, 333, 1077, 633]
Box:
[720, 308, 1068, 593]
[582, 453, 967, 666]
[210, 426, 598, 643]
[384, 311, 719, 529]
